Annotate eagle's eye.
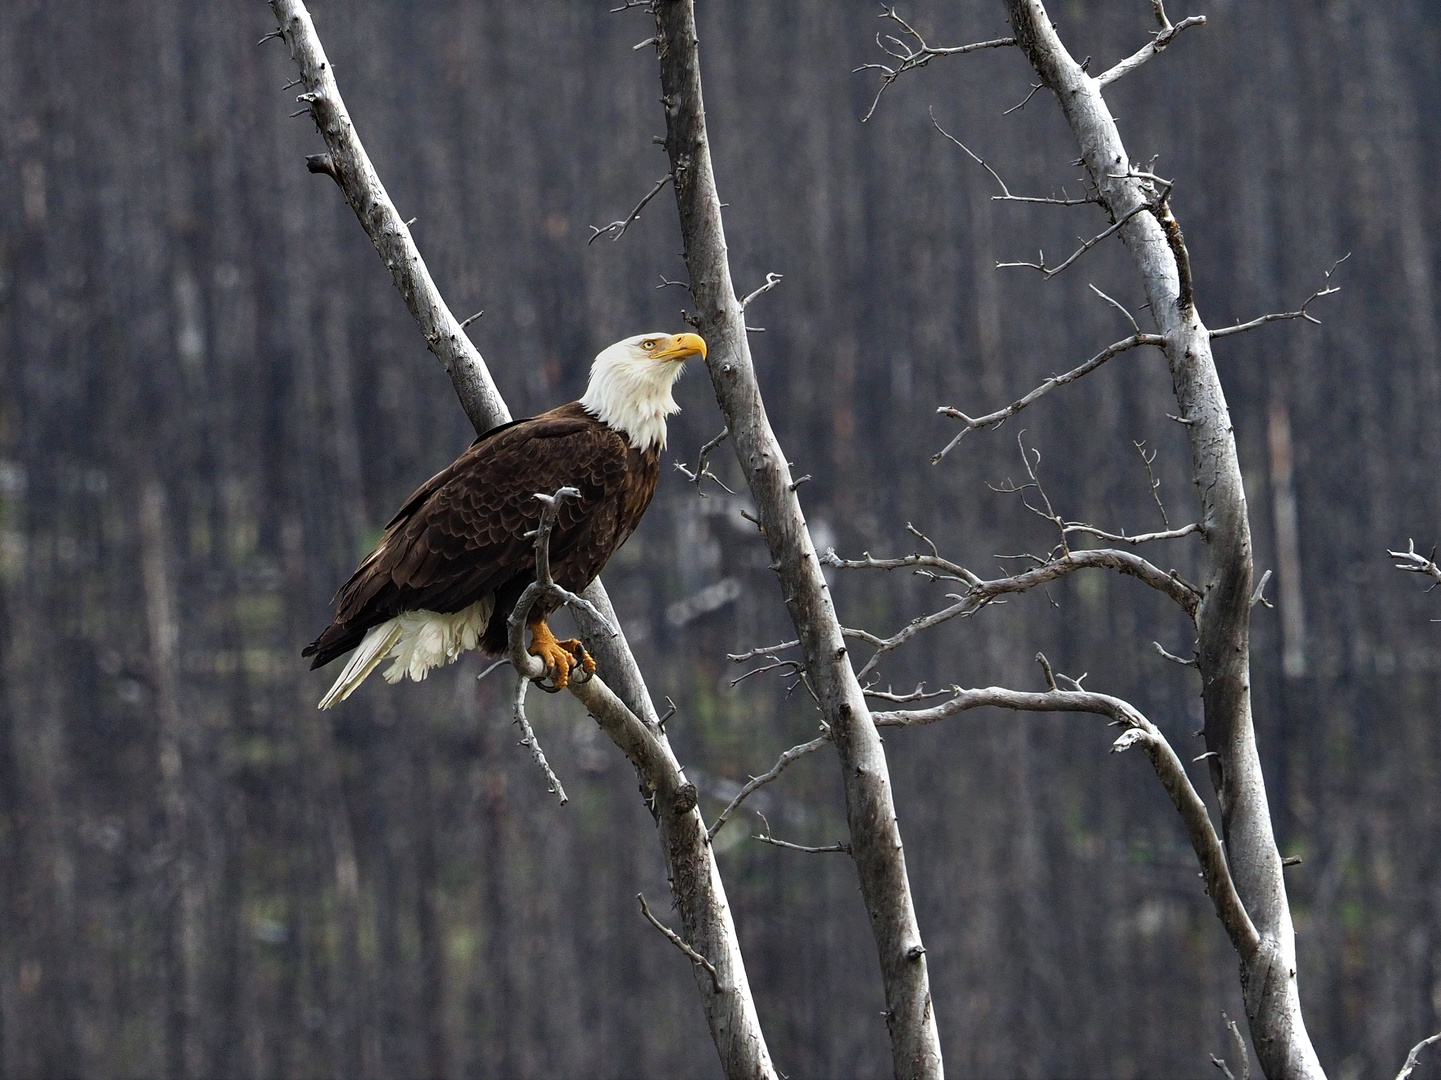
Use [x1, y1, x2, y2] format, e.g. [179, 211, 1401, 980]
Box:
[642, 339, 657, 350]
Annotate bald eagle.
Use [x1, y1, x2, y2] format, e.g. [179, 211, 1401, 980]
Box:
[304, 331, 706, 708]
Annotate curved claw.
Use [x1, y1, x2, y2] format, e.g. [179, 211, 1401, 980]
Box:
[527, 621, 596, 692]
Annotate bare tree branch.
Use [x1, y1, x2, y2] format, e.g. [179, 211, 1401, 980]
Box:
[708, 734, 831, 842]
[995, 182, 1172, 279]
[674, 427, 735, 496]
[1388, 539, 1441, 587]
[1396, 1032, 1441, 1080]
[826, 544, 1199, 681]
[930, 111, 1096, 206]
[754, 813, 851, 855]
[856, 8, 1015, 122]
[638, 893, 721, 994]
[740, 272, 783, 311]
[869, 670, 1261, 960]
[588, 173, 673, 244]
[933, 332, 1165, 461]
[1095, 11, 1207, 88]
[268, 5, 776, 1075]
[1210, 255, 1350, 339]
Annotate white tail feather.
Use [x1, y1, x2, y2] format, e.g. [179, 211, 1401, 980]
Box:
[319, 619, 403, 710]
[316, 597, 495, 709]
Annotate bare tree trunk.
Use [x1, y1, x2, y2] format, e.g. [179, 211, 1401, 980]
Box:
[139, 482, 200, 1080]
[1001, 3, 1322, 1075]
[649, 6, 943, 1078]
[264, 5, 775, 1076]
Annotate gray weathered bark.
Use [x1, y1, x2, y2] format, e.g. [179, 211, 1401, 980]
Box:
[265, 4, 776, 1077]
[1001, 2, 1323, 1075]
[650, 5, 943, 1078]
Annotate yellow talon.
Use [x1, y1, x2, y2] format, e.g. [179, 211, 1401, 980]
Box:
[527, 619, 594, 689]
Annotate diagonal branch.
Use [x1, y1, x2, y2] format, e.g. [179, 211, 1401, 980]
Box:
[1397, 1032, 1441, 1080]
[1210, 255, 1350, 340]
[707, 733, 831, 842]
[930, 111, 1095, 206]
[268, 5, 775, 1076]
[588, 173, 673, 244]
[933, 332, 1165, 462]
[826, 545, 1199, 680]
[856, 8, 1014, 122]
[1095, 9, 1207, 88]
[996, 182, 1172, 279]
[638, 893, 721, 994]
[870, 667, 1260, 960]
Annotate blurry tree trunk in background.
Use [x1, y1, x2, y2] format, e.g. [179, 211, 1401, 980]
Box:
[651, 4, 943, 1077]
[139, 482, 199, 1079]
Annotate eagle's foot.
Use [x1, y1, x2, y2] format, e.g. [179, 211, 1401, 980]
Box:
[527, 620, 593, 691]
[556, 638, 596, 682]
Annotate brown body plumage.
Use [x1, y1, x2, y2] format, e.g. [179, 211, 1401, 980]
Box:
[304, 402, 659, 667]
[304, 331, 705, 708]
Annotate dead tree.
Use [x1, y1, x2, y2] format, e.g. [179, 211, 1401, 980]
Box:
[645, 4, 943, 1077]
[263, 3, 776, 1077]
[824, 1, 1341, 1076]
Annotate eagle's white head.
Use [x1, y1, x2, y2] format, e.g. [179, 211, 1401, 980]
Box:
[580, 331, 707, 451]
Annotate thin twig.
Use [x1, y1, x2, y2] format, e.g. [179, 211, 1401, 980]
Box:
[1397, 1031, 1441, 1080]
[1134, 439, 1172, 528]
[931, 111, 1094, 206]
[727, 639, 801, 663]
[740, 272, 783, 311]
[637, 893, 722, 993]
[674, 428, 734, 495]
[753, 812, 851, 855]
[1210, 255, 1350, 339]
[997, 185, 1171, 279]
[1065, 521, 1200, 545]
[1153, 641, 1198, 668]
[856, 9, 1014, 122]
[933, 332, 1165, 462]
[588, 174, 673, 244]
[512, 676, 567, 804]
[707, 734, 832, 842]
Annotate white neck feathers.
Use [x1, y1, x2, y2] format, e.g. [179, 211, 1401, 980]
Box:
[579, 336, 685, 451]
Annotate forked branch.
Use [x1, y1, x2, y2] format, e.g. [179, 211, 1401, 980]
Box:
[1389, 540, 1441, 587]
[1210, 255, 1350, 340]
[1095, 4, 1207, 88]
[588, 173, 673, 244]
[857, 8, 1014, 122]
[870, 660, 1260, 960]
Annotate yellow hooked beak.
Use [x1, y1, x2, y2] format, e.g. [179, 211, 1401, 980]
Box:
[654, 332, 707, 361]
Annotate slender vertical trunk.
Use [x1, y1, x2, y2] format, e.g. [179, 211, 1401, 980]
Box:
[139, 482, 198, 1080]
[651, 5, 943, 1077]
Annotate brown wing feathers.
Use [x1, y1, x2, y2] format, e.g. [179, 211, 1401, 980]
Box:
[304, 403, 659, 669]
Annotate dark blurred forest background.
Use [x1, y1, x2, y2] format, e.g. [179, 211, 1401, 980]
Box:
[1, 0, 1438, 1077]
